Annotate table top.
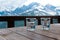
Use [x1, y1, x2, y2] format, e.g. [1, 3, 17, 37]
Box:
[0, 24, 60, 40]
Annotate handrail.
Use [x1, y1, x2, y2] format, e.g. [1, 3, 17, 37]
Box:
[0, 16, 60, 28]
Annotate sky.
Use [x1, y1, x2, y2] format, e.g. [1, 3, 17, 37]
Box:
[0, 0, 60, 11]
[0, 0, 27, 11]
[24, 0, 60, 6]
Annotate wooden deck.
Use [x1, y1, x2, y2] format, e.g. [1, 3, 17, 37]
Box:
[0, 24, 60, 40]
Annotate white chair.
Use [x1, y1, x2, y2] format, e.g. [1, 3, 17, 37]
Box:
[26, 18, 38, 31]
[41, 18, 50, 30]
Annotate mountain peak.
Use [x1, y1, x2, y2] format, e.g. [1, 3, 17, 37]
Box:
[43, 4, 56, 11]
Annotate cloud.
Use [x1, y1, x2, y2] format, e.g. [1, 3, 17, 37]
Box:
[40, 0, 60, 6]
[0, 0, 27, 11]
[0, 0, 60, 11]
[25, 0, 60, 6]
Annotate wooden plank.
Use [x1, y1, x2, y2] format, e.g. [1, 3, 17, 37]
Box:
[8, 24, 60, 40]
[32, 24, 60, 40]
[0, 29, 12, 36]
[50, 24, 60, 35]
[0, 28, 30, 40]
[0, 36, 6, 40]
[9, 27, 55, 40]
[1, 32, 30, 40]
[0, 24, 60, 40]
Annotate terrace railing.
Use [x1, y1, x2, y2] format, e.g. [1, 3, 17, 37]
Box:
[0, 16, 60, 28]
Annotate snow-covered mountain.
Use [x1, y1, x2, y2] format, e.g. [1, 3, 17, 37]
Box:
[0, 2, 60, 16]
[20, 2, 59, 16]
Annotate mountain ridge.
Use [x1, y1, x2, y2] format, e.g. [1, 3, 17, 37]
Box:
[0, 2, 60, 16]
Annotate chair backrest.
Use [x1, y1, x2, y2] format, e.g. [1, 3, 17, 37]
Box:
[26, 18, 38, 26]
[41, 18, 50, 26]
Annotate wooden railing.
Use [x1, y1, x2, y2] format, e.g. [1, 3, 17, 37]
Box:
[0, 16, 60, 28]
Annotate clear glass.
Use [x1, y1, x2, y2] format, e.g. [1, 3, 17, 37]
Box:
[26, 18, 37, 31]
[41, 18, 50, 30]
[0, 21, 7, 29]
[53, 18, 58, 24]
[14, 20, 24, 27]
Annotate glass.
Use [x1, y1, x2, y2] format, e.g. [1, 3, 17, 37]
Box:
[26, 18, 37, 31]
[14, 20, 24, 27]
[53, 18, 58, 24]
[41, 18, 50, 30]
[0, 21, 7, 29]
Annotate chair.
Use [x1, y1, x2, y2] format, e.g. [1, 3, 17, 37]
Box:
[41, 18, 50, 30]
[26, 18, 38, 31]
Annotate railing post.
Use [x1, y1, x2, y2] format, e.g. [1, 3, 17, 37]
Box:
[50, 18, 53, 24]
[58, 18, 60, 23]
[24, 19, 26, 26]
[8, 20, 14, 28]
[37, 18, 41, 25]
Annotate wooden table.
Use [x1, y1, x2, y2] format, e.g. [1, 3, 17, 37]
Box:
[0, 24, 60, 40]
